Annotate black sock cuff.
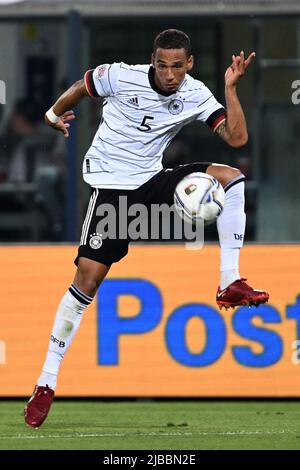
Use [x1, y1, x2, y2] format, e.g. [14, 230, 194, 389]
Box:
[223, 175, 246, 193]
[68, 284, 93, 306]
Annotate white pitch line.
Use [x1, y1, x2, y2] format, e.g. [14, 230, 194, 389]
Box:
[0, 430, 287, 440]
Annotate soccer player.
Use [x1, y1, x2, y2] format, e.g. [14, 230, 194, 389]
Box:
[24, 29, 269, 427]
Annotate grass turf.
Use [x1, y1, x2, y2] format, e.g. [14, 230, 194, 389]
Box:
[0, 400, 299, 450]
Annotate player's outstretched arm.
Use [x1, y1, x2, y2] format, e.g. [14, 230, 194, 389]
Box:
[45, 79, 89, 138]
[216, 51, 255, 147]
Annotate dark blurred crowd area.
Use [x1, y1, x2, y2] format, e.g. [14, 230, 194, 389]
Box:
[0, 99, 65, 241]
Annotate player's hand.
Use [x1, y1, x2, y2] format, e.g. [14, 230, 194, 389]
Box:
[45, 110, 76, 138]
[224, 51, 255, 87]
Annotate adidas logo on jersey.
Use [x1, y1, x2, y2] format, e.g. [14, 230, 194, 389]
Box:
[127, 96, 139, 107]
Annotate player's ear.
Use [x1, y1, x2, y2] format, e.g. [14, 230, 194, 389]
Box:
[187, 55, 194, 71]
[151, 53, 155, 66]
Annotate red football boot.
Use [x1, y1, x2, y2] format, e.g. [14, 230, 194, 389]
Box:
[216, 278, 269, 310]
[24, 385, 54, 428]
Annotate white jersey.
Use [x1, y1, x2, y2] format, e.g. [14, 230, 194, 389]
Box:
[84, 62, 226, 189]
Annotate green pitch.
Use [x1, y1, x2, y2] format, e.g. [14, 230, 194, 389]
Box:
[0, 400, 299, 450]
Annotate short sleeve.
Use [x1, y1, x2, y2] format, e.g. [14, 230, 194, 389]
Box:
[84, 62, 121, 98]
[196, 85, 226, 132]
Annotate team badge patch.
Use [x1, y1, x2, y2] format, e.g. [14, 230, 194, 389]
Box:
[89, 233, 103, 249]
[95, 65, 107, 79]
[168, 99, 184, 115]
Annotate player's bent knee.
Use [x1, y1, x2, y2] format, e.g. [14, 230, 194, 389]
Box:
[207, 164, 243, 187]
[74, 258, 110, 297]
[227, 167, 243, 181]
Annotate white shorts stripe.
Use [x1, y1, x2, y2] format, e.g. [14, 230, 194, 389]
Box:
[80, 189, 98, 245]
[80, 192, 95, 245]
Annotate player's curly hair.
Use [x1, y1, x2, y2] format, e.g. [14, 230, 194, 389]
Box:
[153, 29, 191, 56]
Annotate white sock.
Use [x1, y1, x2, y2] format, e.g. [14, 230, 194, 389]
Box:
[37, 284, 93, 390]
[217, 176, 246, 290]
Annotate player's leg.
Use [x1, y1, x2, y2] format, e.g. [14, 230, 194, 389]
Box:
[154, 162, 269, 309]
[206, 163, 245, 288]
[24, 258, 109, 429]
[73, 256, 110, 296]
[150, 163, 243, 289]
[37, 258, 109, 389]
[206, 163, 269, 309]
[24, 188, 129, 428]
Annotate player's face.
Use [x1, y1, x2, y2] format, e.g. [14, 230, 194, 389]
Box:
[151, 48, 193, 93]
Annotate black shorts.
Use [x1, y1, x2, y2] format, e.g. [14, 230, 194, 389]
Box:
[75, 162, 211, 267]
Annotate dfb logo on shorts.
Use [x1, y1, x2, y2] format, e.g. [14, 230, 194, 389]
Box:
[89, 233, 103, 249]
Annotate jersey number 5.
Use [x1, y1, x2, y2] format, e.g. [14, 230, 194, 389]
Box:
[137, 115, 154, 132]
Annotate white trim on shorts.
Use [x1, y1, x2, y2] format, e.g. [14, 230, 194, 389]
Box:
[79, 189, 99, 246]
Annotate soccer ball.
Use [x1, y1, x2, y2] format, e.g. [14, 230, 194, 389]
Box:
[174, 172, 225, 225]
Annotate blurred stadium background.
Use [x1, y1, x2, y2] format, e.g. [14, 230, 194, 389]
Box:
[1, 0, 300, 450]
[1, 0, 300, 242]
